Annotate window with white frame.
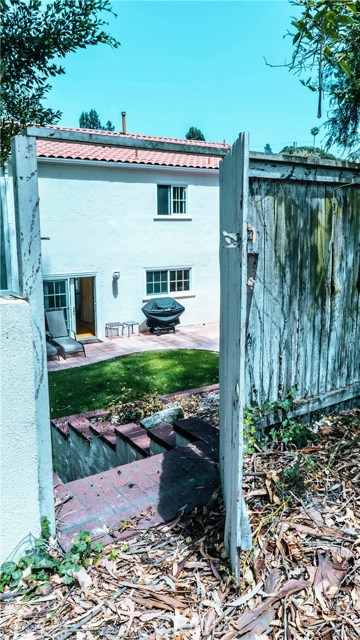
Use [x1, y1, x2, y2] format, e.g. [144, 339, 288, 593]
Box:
[146, 268, 191, 296]
[43, 279, 69, 323]
[157, 185, 187, 215]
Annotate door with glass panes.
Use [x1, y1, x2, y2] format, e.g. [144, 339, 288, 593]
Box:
[43, 276, 96, 339]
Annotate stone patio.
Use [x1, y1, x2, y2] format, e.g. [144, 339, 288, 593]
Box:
[48, 322, 219, 371]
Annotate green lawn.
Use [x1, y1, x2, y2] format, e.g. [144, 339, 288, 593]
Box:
[48, 349, 219, 418]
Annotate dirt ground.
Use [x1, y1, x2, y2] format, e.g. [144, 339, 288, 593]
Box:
[1, 408, 359, 639]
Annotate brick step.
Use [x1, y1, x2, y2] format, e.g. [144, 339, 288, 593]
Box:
[147, 422, 176, 455]
[51, 410, 217, 485]
[51, 409, 110, 440]
[115, 423, 151, 463]
[68, 417, 92, 443]
[89, 421, 117, 450]
[51, 417, 70, 439]
[173, 417, 218, 446]
[51, 411, 116, 483]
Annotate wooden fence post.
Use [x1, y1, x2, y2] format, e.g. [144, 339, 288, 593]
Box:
[219, 133, 252, 578]
[11, 133, 55, 530]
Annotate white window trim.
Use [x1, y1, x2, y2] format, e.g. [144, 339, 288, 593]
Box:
[143, 292, 195, 301]
[144, 267, 194, 298]
[154, 215, 192, 221]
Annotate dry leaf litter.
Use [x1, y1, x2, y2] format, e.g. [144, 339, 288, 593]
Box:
[1, 403, 359, 640]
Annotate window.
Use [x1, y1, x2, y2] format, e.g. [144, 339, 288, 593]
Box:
[169, 269, 190, 293]
[43, 279, 69, 323]
[146, 270, 168, 295]
[146, 269, 191, 296]
[43, 280, 67, 311]
[157, 185, 187, 215]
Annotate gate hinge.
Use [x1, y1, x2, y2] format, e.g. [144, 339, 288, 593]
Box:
[247, 224, 259, 255]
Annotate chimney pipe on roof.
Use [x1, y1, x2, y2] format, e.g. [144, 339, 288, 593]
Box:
[121, 111, 126, 135]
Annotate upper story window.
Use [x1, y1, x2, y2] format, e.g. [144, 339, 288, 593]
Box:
[157, 185, 187, 215]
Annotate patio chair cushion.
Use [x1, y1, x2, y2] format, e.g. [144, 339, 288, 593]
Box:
[45, 309, 69, 338]
[53, 336, 84, 354]
[46, 342, 58, 358]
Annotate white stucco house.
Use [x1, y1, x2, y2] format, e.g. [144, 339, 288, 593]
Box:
[5, 127, 228, 341]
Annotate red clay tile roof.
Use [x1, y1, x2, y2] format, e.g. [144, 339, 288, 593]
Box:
[36, 126, 229, 170]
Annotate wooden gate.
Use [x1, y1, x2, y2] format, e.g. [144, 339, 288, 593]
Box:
[219, 134, 360, 576]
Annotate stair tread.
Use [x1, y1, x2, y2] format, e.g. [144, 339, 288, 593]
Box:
[90, 421, 115, 436]
[148, 422, 176, 450]
[90, 422, 117, 450]
[130, 433, 151, 455]
[115, 423, 150, 456]
[51, 418, 70, 438]
[173, 417, 217, 444]
[68, 417, 92, 443]
[115, 422, 145, 437]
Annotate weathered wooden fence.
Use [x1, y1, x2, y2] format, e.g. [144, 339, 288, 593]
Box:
[219, 133, 360, 576]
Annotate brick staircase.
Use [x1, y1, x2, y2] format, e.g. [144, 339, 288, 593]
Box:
[51, 410, 217, 483]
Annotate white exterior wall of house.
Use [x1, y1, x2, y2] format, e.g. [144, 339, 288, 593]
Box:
[0, 298, 42, 563]
[34, 160, 220, 337]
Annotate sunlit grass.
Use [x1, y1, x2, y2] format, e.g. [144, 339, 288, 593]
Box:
[48, 349, 219, 418]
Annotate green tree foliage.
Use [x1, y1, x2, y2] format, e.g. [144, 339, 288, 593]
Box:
[104, 120, 115, 132]
[289, 0, 360, 158]
[280, 144, 336, 159]
[185, 127, 206, 141]
[264, 143, 273, 153]
[79, 109, 115, 131]
[0, 0, 120, 164]
[310, 126, 320, 147]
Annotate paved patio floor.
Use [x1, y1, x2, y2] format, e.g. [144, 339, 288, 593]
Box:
[48, 322, 219, 371]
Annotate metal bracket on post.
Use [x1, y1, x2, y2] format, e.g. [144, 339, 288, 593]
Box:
[222, 230, 242, 249]
[247, 224, 259, 287]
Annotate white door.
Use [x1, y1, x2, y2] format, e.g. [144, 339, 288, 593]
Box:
[43, 278, 76, 334]
[68, 278, 77, 334]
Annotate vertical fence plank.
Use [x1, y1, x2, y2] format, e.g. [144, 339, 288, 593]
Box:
[348, 190, 360, 383]
[246, 181, 266, 405]
[220, 133, 252, 578]
[11, 133, 55, 529]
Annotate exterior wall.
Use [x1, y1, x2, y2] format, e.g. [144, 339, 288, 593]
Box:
[35, 161, 220, 337]
[0, 298, 42, 562]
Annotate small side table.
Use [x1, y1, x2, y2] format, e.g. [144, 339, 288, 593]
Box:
[122, 320, 140, 338]
[105, 322, 125, 339]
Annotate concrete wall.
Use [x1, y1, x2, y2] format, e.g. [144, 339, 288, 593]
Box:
[33, 161, 220, 337]
[0, 298, 42, 562]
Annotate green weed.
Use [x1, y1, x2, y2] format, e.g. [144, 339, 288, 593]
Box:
[0, 529, 103, 595]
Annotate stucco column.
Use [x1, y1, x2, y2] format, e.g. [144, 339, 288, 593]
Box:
[11, 133, 55, 532]
[0, 298, 44, 562]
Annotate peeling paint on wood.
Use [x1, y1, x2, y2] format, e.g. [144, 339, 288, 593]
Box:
[220, 133, 360, 578]
[246, 173, 360, 406]
[219, 133, 252, 580]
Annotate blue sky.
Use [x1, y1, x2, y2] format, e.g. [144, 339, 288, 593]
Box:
[48, 0, 328, 153]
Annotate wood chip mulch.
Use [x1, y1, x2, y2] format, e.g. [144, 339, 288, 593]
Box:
[1, 409, 359, 640]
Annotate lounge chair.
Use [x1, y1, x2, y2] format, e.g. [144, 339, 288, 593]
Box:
[46, 331, 60, 360]
[45, 309, 86, 360]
